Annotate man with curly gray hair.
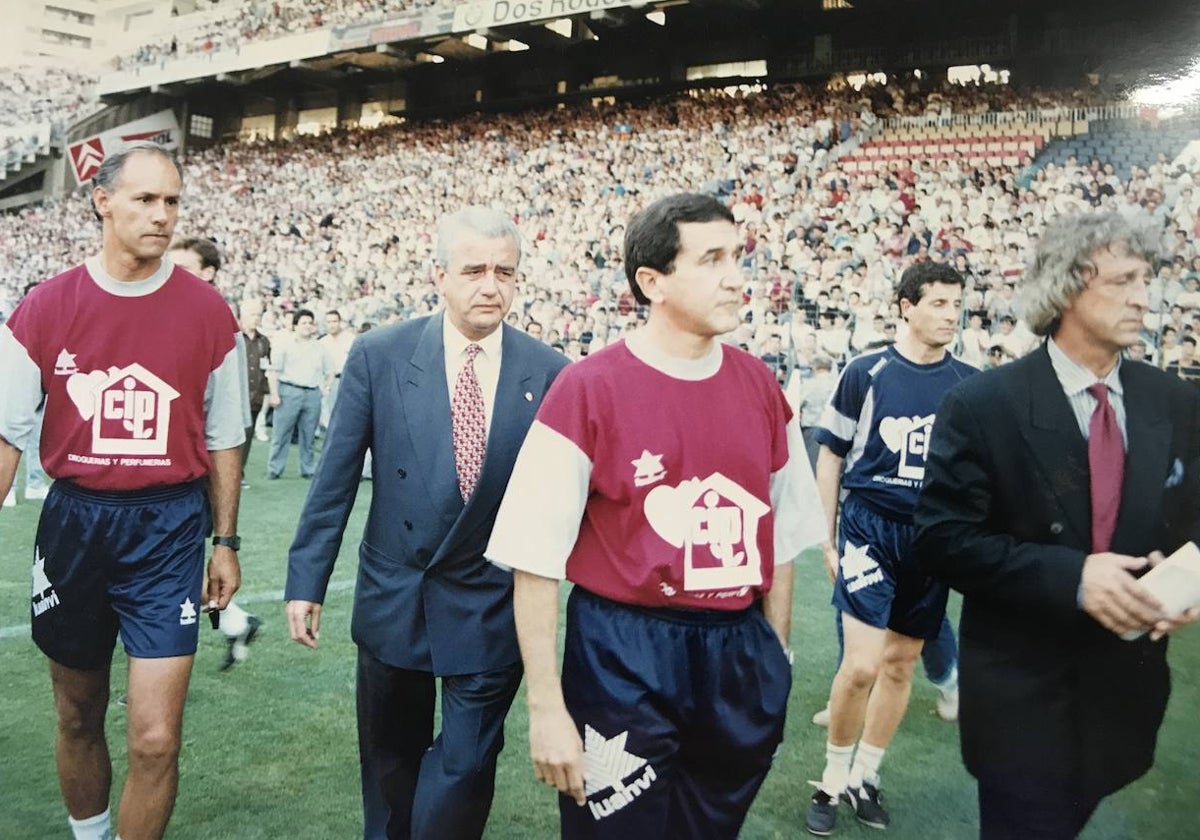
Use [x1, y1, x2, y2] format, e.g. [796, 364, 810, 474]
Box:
[914, 211, 1200, 839]
[1020, 212, 1159, 339]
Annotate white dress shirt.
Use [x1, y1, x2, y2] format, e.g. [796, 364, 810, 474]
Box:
[1047, 337, 1128, 448]
[443, 315, 503, 441]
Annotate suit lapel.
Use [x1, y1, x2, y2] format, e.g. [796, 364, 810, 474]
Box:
[400, 314, 462, 517]
[1114, 363, 1170, 551]
[433, 325, 541, 563]
[1020, 345, 1092, 546]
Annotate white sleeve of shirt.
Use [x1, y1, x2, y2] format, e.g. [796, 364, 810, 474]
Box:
[204, 334, 249, 450]
[234, 332, 252, 428]
[770, 416, 828, 564]
[0, 324, 43, 451]
[486, 420, 592, 580]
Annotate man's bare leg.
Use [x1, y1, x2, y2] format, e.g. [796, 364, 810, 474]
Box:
[817, 614, 887, 798]
[49, 661, 113, 819]
[860, 630, 924, 751]
[116, 655, 194, 840]
[827, 615, 887, 748]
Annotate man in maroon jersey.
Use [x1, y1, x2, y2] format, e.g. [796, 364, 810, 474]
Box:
[487, 193, 827, 839]
[0, 143, 245, 840]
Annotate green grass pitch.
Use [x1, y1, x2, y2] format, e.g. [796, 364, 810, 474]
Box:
[2, 444, 1197, 838]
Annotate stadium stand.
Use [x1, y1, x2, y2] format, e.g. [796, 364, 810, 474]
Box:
[114, 0, 468, 69]
[3, 77, 1200, 383]
[0, 66, 101, 178]
[1037, 115, 1200, 180]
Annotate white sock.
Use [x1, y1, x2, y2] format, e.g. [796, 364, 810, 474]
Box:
[849, 741, 886, 788]
[933, 664, 959, 697]
[819, 741, 855, 796]
[68, 808, 111, 840]
[220, 600, 250, 638]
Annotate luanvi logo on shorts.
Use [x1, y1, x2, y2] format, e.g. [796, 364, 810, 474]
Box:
[582, 725, 658, 821]
[31, 547, 61, 616]
[841, 541, 884, 593]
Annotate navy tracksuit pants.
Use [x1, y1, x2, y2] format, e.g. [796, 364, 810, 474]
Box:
[559, 587, 792, 840]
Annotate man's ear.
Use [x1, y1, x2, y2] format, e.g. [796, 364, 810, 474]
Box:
[92, 186, 111, 220]
[636, 266, 665, 305]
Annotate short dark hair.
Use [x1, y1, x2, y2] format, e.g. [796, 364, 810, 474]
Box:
[1183, 335, 1198, 348]
[293, 308, 315, 326]
[326, 309, 342, 321]
[623, 193, 735, 305]
[173, 237, 221, 272]
[895, 262, 965, 307]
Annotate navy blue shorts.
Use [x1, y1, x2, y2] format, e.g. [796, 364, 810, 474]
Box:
[559, 586, 791, 840]
[31, 480, 211, 670]
[831, 495, 948, 640]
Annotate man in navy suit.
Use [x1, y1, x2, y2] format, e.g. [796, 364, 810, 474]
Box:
[284, 207, 569, 840]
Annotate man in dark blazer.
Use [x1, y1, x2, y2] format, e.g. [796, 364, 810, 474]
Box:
[913, 212, 1200, 840]
[284, 207, 569, 840]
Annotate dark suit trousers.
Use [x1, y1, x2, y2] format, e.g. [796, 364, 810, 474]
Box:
[978, 782, 1101, 840]
[356, 648, 522, 840]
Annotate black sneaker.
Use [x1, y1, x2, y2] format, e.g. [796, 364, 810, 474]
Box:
[845, 781, 890, 830]
[220, 637, 238, 671]
[806, 789, 839, 836]
[243, 615, 263, 646]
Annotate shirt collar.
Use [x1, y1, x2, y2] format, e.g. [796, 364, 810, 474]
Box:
[1047, 337, 1124, 397]
[442, 312, 503, 361]
[86, 256, 173, 297]
[623, 332, 724, 380]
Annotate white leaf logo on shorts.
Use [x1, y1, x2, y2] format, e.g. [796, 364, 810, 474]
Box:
[582, 725, 658, 821]
[31, 547, 61, 616]
[841, 542, 884, 594]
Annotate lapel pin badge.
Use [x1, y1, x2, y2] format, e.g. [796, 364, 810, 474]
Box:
[524, 391, 533, 402]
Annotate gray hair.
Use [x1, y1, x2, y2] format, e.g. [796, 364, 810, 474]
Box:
[92, 141, 182, 192]
[1021, 211, 1159, 336]
[91, 141, 182, 221]
[434, 206, 521, 269]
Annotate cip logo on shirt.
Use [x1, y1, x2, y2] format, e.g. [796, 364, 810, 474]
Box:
[66, 363, 180, 455]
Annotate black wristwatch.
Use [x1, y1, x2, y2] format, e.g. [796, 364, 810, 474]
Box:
[212, 535, 241, 551]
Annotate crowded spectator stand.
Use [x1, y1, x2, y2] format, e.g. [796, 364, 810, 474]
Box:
[3, 78, 1200, 388]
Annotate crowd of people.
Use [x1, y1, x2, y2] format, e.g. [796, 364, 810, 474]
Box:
[3, 78, 1199, 392]
[3, 68, 1200, 840]
[0, 66, 100, 173]
[115, 0, 466, 69]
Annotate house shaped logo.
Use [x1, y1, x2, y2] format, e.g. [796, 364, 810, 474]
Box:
[643, 472, 770, 592]
[87, 364, 180, 455]
[879, 414, 935, 480]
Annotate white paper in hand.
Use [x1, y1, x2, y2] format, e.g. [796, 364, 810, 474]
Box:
[1122, 542, 1200, 641]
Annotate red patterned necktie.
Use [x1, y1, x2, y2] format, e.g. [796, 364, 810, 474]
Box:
[1086, 382, 1124, 553]
[452, 343, 486, 501]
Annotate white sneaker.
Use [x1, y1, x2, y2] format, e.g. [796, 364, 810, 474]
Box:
[25, 485, 49, 501]
[936, 687, 959, 721]
[811, 704, 831, 727]
[2, 490, 14, 507]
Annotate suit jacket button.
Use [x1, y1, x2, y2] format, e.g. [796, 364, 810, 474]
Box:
[397, 468, 406, 479]
[404, 520, 413, 531]
[1050, 522, 1064, 535]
